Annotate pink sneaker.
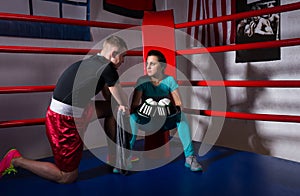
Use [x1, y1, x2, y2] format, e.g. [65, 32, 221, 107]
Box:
[0, 149, 21, 178]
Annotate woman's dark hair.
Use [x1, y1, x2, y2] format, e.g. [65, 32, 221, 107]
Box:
[147, 50, 167, 64]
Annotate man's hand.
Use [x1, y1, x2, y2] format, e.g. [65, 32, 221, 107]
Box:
[118, 105, 130, 115]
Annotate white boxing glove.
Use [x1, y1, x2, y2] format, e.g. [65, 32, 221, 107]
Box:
[158, 98, 171, 106]
[158, 98, 171, 116]
[139, 98, 157, 117]
[146, 98, 158, 106]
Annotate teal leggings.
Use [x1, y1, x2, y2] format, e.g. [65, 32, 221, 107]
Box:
[129, 112, 194, 157]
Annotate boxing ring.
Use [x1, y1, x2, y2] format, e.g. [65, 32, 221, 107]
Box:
[1, 2, 300, 195]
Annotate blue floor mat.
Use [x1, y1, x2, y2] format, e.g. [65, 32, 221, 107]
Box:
[1, 141, 300, 196]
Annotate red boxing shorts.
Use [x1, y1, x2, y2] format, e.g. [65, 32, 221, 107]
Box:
[45, 102, 94, 172]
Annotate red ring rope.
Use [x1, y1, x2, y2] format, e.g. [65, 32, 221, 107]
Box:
[0, 46, 143, 56]
[2, 80, 300, 94]
[1, 2, 298, 30]
[0, 12, 137, 29]
[1, 37, 299, 55]
[0, 118, 45, 128]
[181, 80, 300, 87]
[175, 2, 300, 29]
[0, 85, 55, 94]
[182, 109, 300, 123]
[1, 109, 300, 128]
[177, 38, 300, 55]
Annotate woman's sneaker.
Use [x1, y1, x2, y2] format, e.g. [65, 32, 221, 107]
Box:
[185, 155, 203, 172]
[112, 167, 120, 174]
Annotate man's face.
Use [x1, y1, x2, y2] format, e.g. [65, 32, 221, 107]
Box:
[111, 50, 126, 69]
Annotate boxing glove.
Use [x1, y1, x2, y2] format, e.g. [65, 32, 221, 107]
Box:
[158, 98, 171, 116]
[138, 98, 157, 117]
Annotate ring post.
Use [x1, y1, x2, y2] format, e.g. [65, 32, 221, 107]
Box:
[142, 10, 176, 158]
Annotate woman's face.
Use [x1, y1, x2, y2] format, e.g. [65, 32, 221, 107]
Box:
[146, 55, 164, 77]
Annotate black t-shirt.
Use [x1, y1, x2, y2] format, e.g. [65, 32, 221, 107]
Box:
[53, 55, 119, 108]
